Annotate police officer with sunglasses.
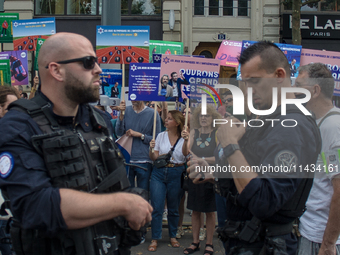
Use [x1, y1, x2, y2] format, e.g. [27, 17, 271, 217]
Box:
[0, 32, 152, 255]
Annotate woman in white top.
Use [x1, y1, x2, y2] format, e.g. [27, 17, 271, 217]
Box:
[148, 110, 189, 252]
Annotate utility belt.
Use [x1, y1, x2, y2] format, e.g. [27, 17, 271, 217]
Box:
[165, 163, 185, 168]
[10, 218, 122, 255]
[217, 216, 294, 244]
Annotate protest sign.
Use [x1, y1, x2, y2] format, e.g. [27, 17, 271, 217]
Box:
[100, 69, 122, 101]
[301, 48, 340, 96]
[0, 50, 28, 86]
[128, 63, 164, 101]
[96, 26, 149, 64]
[12, 17, 55, 51]
[34, 38, 46, 70]
[236, 40, 302, 80]
[0, 13, 19, 43]
[215, 40, 242, 68]
[160, 55, 220, 105]
[0, 60, 12, 86]
[149, 40, 183, 62]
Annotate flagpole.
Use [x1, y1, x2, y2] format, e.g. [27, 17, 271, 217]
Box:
[184, 98, 189, 129]
[152, 104, 157, 153]
[121, 63, 125, 115]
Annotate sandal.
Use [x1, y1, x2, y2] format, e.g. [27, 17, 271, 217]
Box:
[148, 240, 157, 252]
[170, 238, 180, 248]
[204, 244, 214, 255]
[183, 242, 200, 254]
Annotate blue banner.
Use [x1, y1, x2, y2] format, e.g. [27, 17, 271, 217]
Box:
[237, 40, 302, 80]
[128, 63, 165, 101]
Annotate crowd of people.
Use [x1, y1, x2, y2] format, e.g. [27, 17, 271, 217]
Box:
[0, 33, 338, 255]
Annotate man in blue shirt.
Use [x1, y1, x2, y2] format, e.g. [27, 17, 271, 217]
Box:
[116, 100, 161, 192]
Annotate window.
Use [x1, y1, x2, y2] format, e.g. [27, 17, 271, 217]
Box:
[194, 0, 204, 15]
[209, 0, 219, 15]
[36, 0, 100, 15]
[35, 0, 161, 15]
[194, 0, 250, 17]
[67, 0, 97, 15]
[223, 0, 233, 16]
[36, 0, 65, 15]
[283, 0, 340, 11]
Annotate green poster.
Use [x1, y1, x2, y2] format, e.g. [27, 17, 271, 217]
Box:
[149, 40, 183, 62]
[34, 38, 46, 70]
[0, 13, 19, 43]
[0, 59, 12, 86]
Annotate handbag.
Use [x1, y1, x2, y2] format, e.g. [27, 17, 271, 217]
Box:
[154, 137, 180, 168]
[181, 168, 189, 191]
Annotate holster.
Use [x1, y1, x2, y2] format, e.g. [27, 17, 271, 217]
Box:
[218, 216, 293, 251]
[114, 187, 148, 247]
[217, 217, 262, 244]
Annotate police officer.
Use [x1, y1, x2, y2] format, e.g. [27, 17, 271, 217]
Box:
[187, 41, 321, 255]
[0, 32, 152, 255]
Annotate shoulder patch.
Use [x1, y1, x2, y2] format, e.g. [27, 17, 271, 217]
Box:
[0, 152, 14, 178]
[274, 150, 298, 168]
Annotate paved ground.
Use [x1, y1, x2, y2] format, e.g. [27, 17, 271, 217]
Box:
[131, 206, 225, 255]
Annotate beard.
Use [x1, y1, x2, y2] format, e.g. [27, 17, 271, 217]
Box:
[64, 71, 99, 104]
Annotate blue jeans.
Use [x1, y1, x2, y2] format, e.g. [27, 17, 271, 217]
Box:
[150, 165, 184, 240]
[128, 163, 153, 191]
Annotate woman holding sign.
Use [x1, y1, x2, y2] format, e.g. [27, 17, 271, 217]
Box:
[148, 110, 189, 252]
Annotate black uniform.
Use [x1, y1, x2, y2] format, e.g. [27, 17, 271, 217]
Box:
[0, 92, 141, 255]
[218, 106, 321, 255]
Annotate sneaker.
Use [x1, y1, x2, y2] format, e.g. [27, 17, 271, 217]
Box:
[199, 228, 206, 241]
[162, 209, 168, 221]
[176, 227, 184, 239]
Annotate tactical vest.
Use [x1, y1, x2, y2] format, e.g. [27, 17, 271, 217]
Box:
[8, 94, 133, 255]
[219, 106, 321, 221]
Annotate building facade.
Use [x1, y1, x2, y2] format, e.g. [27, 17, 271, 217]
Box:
[2, 0, 281, 84]
[162, 0, 280, 78]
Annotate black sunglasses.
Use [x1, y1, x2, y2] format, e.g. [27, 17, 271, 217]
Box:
[226, 98, 233, 102]
[45, 56, 98, 70]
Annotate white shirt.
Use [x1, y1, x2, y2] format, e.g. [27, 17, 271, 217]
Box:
[154, 131, 186, 164]
[299, 107, 340, 244]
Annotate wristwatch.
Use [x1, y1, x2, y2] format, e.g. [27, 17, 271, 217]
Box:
[141, 134, 145, 141]
[223, 144, 240, 158]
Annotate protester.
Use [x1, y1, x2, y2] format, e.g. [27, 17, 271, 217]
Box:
[188, 41, 321, 255]
[29, 76, 39, 99]
[0, 86, 20, 118]
[13, 85, 23, 97]
[183, 104, 221, 255]
[0, 32, 152, 255]
[116, 100, 161, 191]
[21, 92, 28, 99]
[147, 110, 189, 252]
[295, 63, 340, 255]
[217, 90, 233, 117]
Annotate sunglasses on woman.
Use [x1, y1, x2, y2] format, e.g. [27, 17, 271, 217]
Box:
[45, 56, 98, 70]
